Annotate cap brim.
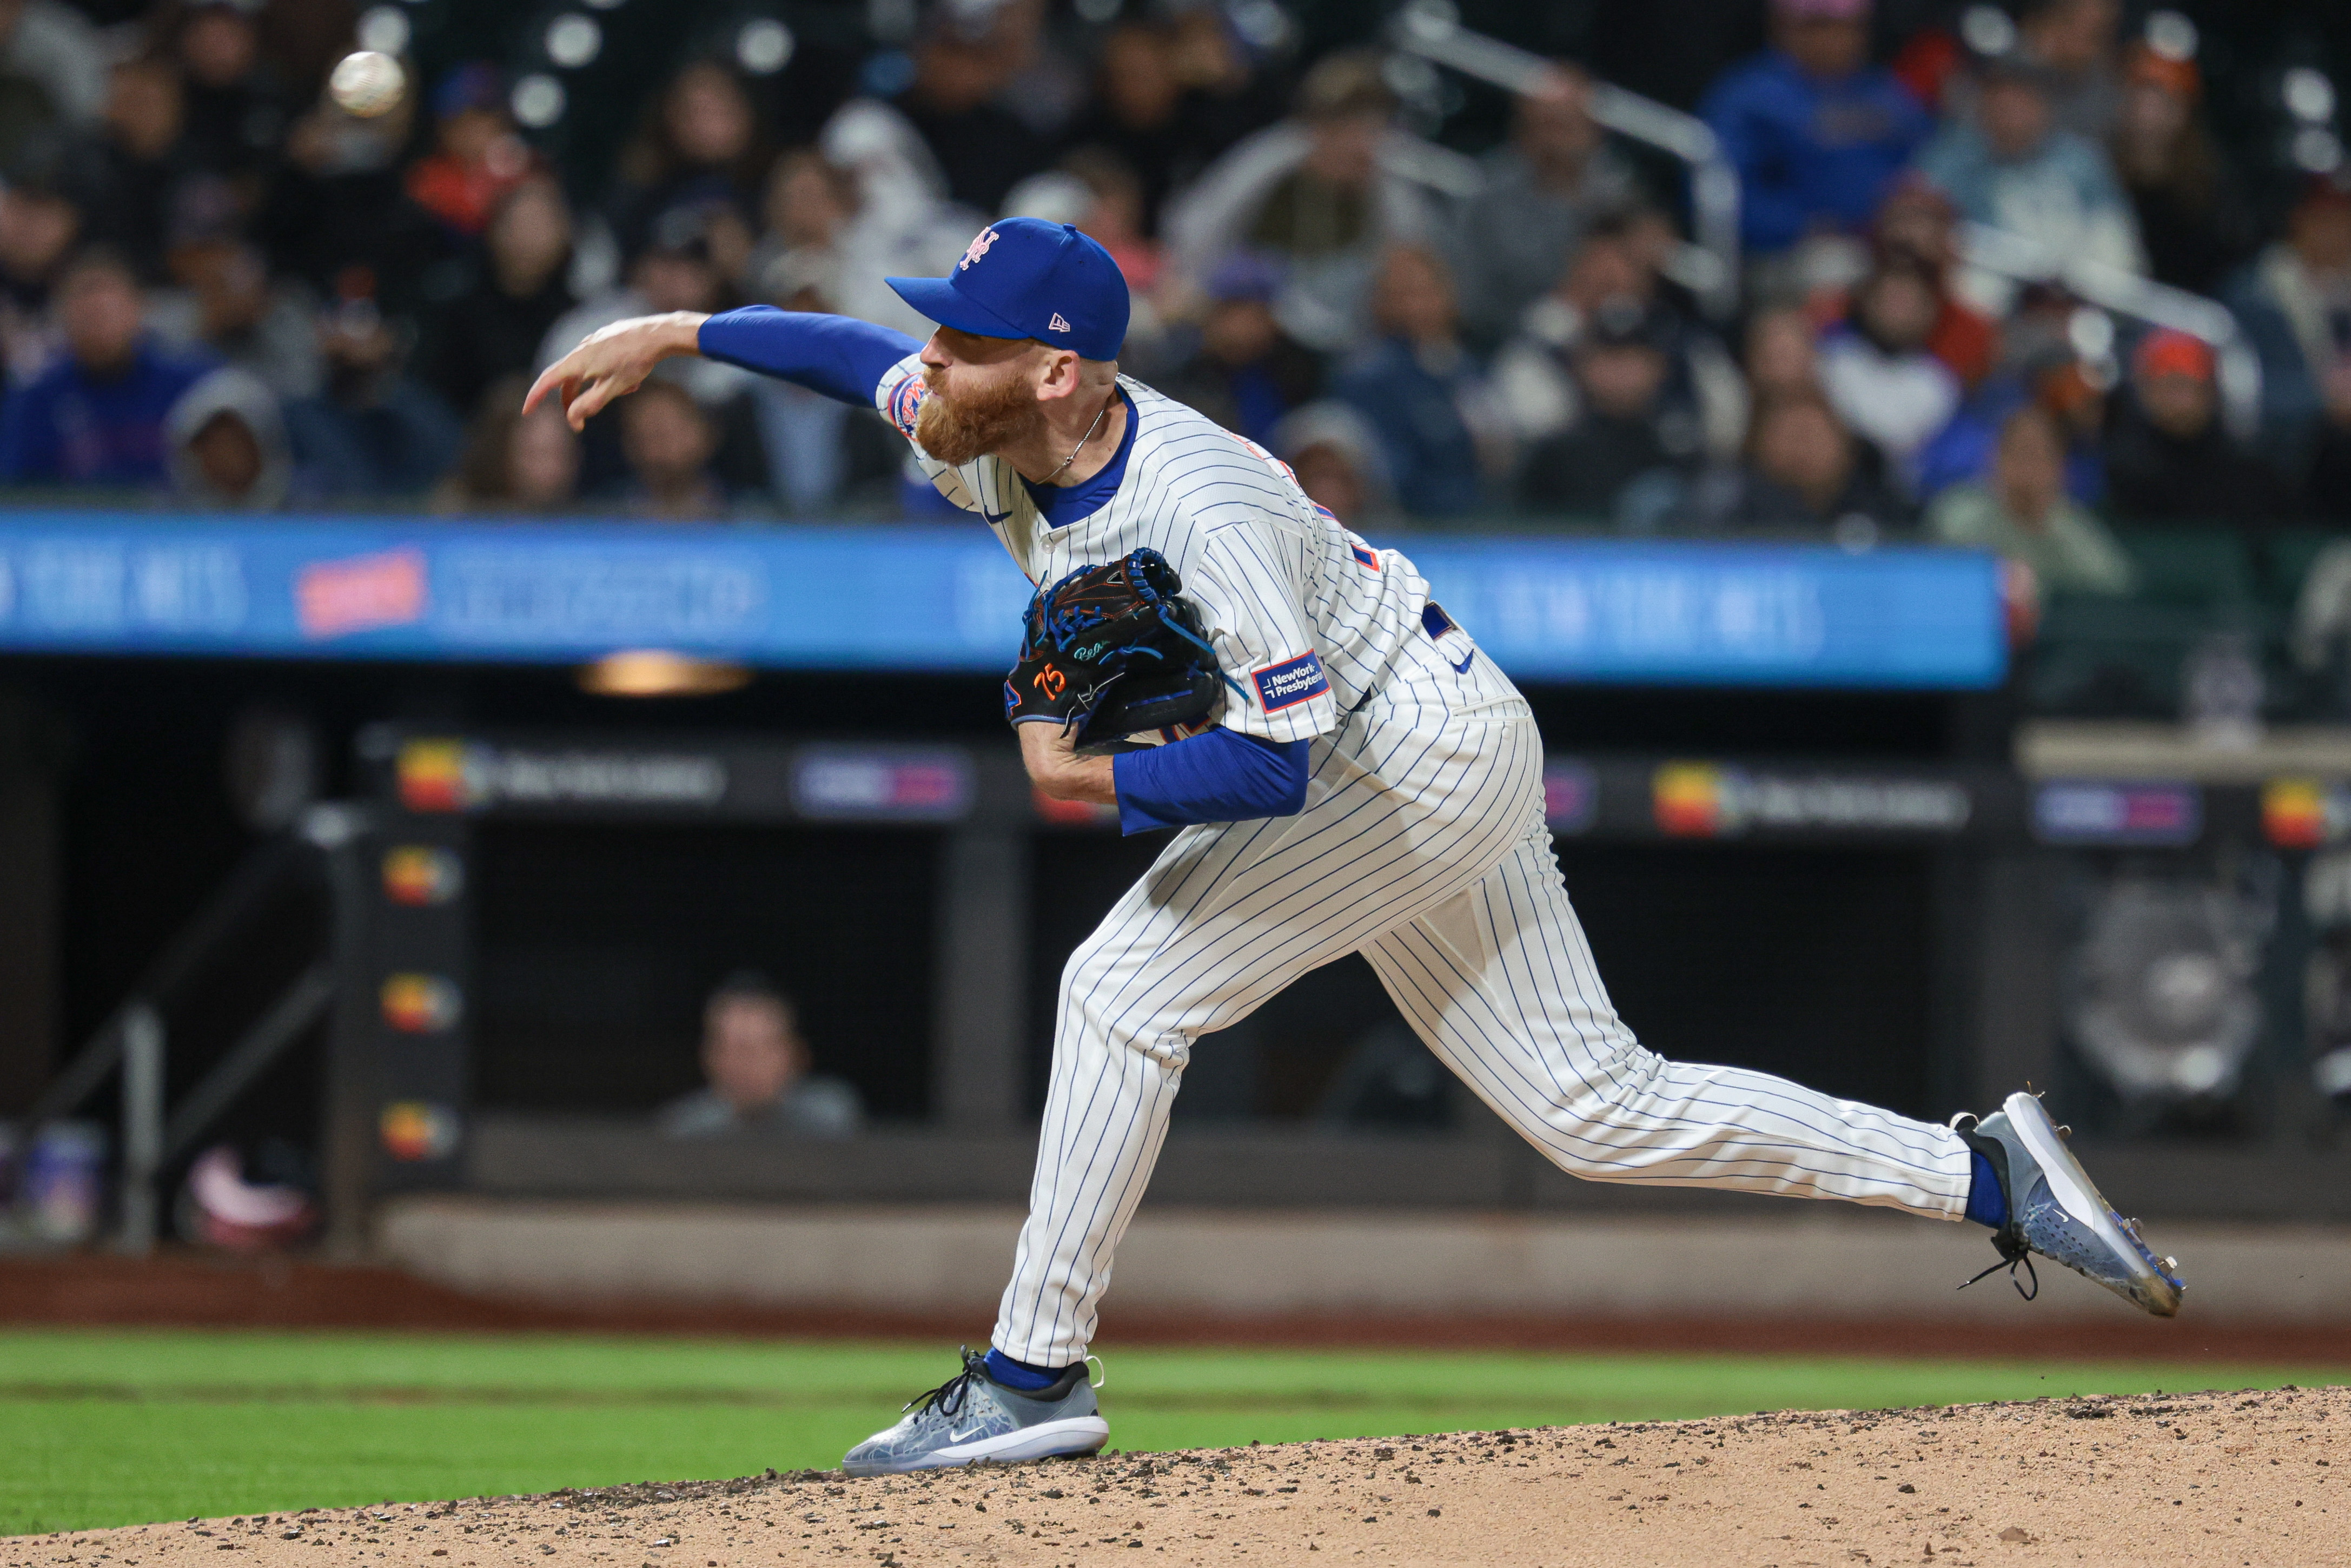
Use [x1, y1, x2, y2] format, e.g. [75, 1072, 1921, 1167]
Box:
[885, 275, 1030, 341]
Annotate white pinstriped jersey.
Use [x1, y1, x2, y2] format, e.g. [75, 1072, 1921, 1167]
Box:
[845, 350, 1979, 1376]
[873, 356, 1486, 742]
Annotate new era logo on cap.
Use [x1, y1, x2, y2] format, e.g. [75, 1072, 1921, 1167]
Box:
[1049, 312, 1071, 333]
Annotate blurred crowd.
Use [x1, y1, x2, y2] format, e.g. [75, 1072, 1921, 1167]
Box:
[0, 0, 2346, 580]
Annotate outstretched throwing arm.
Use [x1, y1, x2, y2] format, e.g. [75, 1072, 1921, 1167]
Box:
[522, 307, 922, 428]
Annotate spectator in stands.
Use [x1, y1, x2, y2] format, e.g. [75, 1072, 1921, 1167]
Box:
[1166, 49, 1465, 352]
[1454, 62, 1641, 348]
[616, 375, 729, 521]
[1060, 21, 1239, 241]
[1054, 145, 1162, 296]
[1491, 220, 1748, 477]
[421, 174, 577, 418]
[1329, 243, 1501, 518]
[2226, 173, 2351, 478]
[745, 147, 853, 304]
[890, 8, 1050, 217]
[610, 59, 769, 264]
[540, 204, 733, 376]
[1818, 257, 1962, 493]
[727, 249, 900, 516]
[148, 234, 320, 399]
[1140, 250, 1319, 447]
[1271, 400, 1396, 524]
[1871, 175, 1998, 389]
[0, 158, 80, 381]
[402, 63, 532, 241]
[281, 292, 463, 499]
[1917, 54, 2144, 295]
[744, 131, 967, 347]
[800, 98, 1000, 340]
[167, 0, 287, 184]
[76, 55, 196, 283]
[1689, 387, 1910, 536]
[657, 972, 863, 1140]
[2302, 360, 2351, 526]
[1519, 297, 1700, 519]
[0, 246, 212, 486]
[1744, 305, 1823, 400]
[438, 376, 580, 515]
[257, 73, 438, 316]
[2103, 328, 2285, 526]
[0, 0, 106, 172]
[1926, 403, 2135, 594]
[1697, 0, 1931, 259]
[2108, 43, 2252, 295]
[2014, 0, 2123, 140]
[164, 364, 289, 510]
[1912, 342, 2107, 505]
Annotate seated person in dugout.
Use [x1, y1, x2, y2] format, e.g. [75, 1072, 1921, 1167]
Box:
[655, 972, 864, 1139]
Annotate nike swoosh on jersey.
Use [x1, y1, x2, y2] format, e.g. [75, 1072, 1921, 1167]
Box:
[982, 508, 1013, 524]
[1450, 649, 1475, 674]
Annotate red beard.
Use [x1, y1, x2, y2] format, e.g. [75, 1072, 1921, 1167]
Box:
[915, 366, 1042, 466]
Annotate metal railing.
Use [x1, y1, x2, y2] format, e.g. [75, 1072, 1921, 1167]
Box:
[5, 804, 363, 1253]
[1956, 221, 2263, 441]
[1388, 0, 1742, 320]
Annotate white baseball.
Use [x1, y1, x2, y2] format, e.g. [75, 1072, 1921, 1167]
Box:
[328, 50, 407, 118]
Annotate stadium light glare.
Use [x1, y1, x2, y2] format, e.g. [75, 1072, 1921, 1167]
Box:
[737, 18, 794, 75]
[511, 73, 565, 127]
[546, 14, 602, 69]
[355, 5, 409, 56]
[2284, 67, 2337, 125]
[579, 650, 752, 698]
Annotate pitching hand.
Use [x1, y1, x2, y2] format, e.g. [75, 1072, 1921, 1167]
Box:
[522, 312, 708, 431]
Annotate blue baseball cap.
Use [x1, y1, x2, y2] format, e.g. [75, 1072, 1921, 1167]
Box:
[886, 217, 1129, 361]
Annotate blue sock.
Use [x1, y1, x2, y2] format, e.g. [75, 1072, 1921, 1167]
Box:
[984, 1348, 1064, 1391]
[1964, 1150, 2008, 1230]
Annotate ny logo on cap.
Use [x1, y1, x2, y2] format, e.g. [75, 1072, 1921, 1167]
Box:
[958, 229, 999, 270]
[1049, 312, 1071, 333]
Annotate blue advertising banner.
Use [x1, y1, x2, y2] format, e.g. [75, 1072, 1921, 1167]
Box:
[0, 513, 2005, 689]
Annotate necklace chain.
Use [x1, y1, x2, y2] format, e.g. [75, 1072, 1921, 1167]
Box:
[1038, 393, 1114, 485]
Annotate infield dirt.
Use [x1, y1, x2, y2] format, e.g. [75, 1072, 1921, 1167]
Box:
[10, 1384, 2346, 1567]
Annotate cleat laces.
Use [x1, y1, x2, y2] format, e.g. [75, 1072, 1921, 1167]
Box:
[904, 1347, 990, 1418]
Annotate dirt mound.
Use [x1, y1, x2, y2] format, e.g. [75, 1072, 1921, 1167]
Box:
[12, 1385, 2346, 1566]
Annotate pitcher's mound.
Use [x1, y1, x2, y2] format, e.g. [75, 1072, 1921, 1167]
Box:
[16, 1385, 2345, 1566]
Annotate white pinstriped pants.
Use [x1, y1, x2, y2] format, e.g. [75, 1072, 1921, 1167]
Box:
[994, 698, 1975, 1367]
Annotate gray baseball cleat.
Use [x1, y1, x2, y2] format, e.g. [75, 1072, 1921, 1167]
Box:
[841, 1348, 1109, 1477]
[1952, 1090, 2184, 1317]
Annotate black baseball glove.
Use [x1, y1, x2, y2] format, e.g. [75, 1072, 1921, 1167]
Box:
[1003, 548, 1240, 745]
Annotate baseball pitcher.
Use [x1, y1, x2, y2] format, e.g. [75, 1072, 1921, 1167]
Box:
[526, 217, 2183, 1478]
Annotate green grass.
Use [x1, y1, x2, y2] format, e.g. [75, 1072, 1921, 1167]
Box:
[2, 1328, 2342, 1537]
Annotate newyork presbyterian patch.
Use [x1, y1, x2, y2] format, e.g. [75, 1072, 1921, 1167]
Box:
[1251, 651, 1330, 712]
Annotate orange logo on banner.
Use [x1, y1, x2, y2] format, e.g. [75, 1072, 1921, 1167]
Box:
[2263, 777, 2329, 849]
[379, 1101, 459, 1161]
[380, 972, 461, 1033]
[381, 845, 463, 905]
[1653, 763, 1725, 837]
[396, 739, 472, 812]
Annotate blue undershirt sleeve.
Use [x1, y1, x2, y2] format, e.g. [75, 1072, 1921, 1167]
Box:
[1112, 727, 1310, 836]
[696, 308, 921, 406]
